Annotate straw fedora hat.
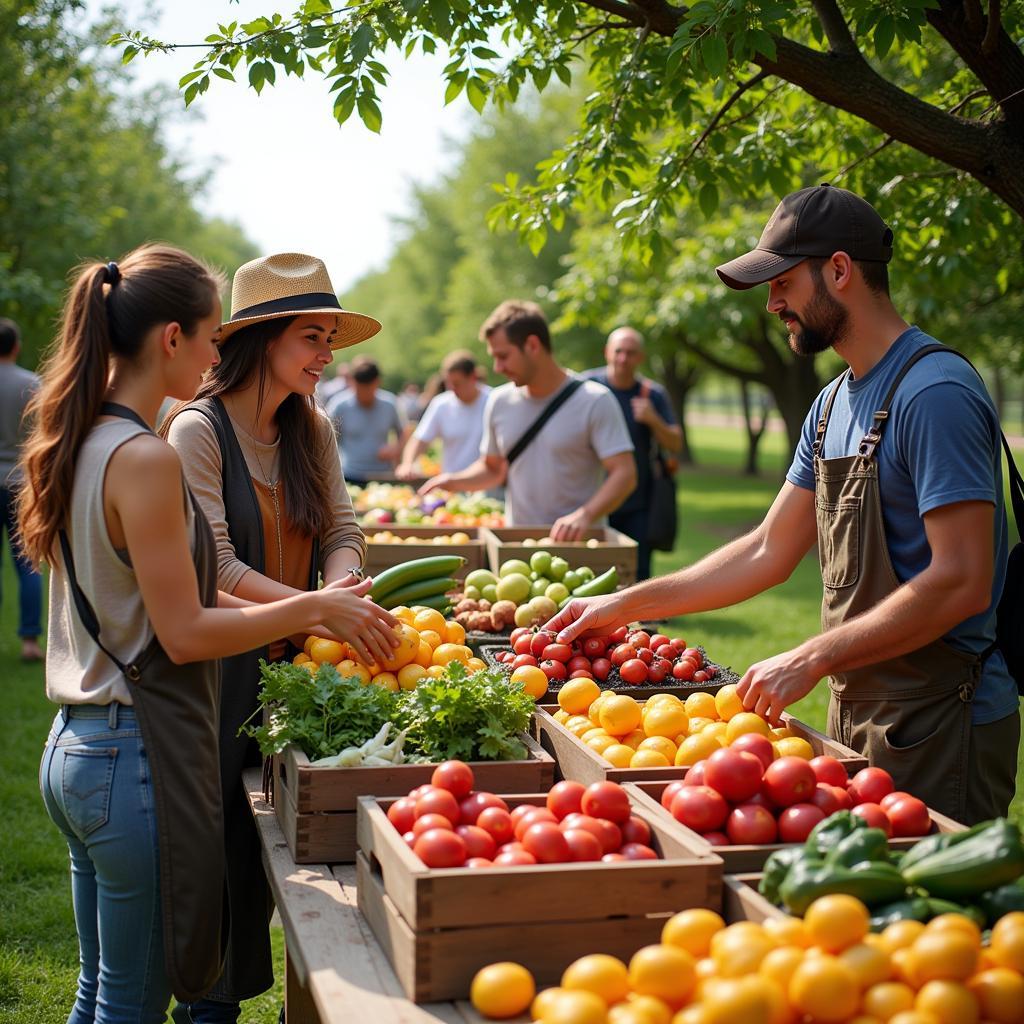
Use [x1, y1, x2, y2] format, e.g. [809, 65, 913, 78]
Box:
[218, 252, 381, 349]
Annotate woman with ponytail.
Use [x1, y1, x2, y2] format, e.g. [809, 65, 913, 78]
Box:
[20, 245, 397, 1023]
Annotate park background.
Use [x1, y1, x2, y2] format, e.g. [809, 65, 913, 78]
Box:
[2, 0, 1023, 1019]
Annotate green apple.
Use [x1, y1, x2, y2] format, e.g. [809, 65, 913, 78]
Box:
[499, 559, 532, 579]
[575, 566, 595, 583]
[562, 570, 581, 592]
[545, 582, 569, 604]
[481, 584, 498, 603]
[530, 578, 551, 598]
[548, 556, 570, 581]
[514, 604, 536, 628]
[466, 569, 497, 591]
[463, 585, 481, 601]
[528, 595, 558, 622]
[496, 573, 532, 604]
[529, 550, 553, 577]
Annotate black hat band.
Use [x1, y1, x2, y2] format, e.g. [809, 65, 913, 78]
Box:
[230, 291, 342, 322]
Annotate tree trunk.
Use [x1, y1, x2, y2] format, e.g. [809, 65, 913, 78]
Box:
[740, 381, 768, 476]
[657, 352, 700, 466]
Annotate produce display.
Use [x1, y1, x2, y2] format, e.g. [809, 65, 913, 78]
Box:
[660, 754, 937, 847]
[384, 765, 662, 868]
[449, 553, 619, 633]
[351, 482, 505, 527]
[469, 896, 1024, 1023]
[248, 656, 537, 765]
[366, 554, 467, 613]
[760, 811, 1024, 930]
[492, 625, 729, 689]
[366, 530, 474, 545]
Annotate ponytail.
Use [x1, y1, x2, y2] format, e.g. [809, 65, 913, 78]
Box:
[18, 244, 221, 565]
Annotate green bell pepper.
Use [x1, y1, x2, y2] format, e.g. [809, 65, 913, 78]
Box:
[825, 827, 891, 869]
[804, 811, 866, 859]
[977, 879, 1024, 927]
[759, 846, 805, 905]
[869, 897, 932, 932]
[780, 858, 908, 916]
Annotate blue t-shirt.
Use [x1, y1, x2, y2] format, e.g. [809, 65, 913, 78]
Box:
[583, 370, 677, 513]
[329, 390, 403, 480]
[787, 327, 1016, 725]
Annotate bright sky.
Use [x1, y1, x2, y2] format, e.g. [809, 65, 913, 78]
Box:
[92, 0, 474, 292]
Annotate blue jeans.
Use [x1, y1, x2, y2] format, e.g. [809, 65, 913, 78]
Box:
[40, 705, 170, 1023]
[1, 483, 43, 637]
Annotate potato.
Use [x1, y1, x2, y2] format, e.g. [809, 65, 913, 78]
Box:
[453, 598, 479, 615]
[489, 600, 517, 631]
[467, 612, 494, 632]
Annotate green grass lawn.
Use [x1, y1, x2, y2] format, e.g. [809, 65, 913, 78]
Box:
[0, 423, 1020, 1022]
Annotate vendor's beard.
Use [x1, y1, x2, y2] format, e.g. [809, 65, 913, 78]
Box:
[785, 274, 850, 357]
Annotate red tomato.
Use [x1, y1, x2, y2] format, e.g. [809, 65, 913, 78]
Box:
[743, 790, 776, 811]
[591, 658, 612, 681]
[702, 831, 729, 846]
[601, 853, 628, 862]
[681, 647, 704, 668]
[626, 630, 652, 649]
[564, 814, 622, 854]
[415, 788, 461, 824]
[493, 849, 537, 866]
[726, 804, 778, 845]
[509, 803, 537, 829]
[887, 795, 931, 837]
[476, 806, 515, 846]
[562, 828, 603, 862]
[648, 658, 671, 684]
[609, 626, 629, 644]
[661, 781, 687, 810]
[672, 660, 697, 681]
[542, 643, 573, 663]
[777, 803, 826, 843]
[704, 748, 764, 803]
[581, 781, 632, 824]
[530, 630, 558, 657]
[387, 797, 417, 834]
[692, 671, 709, 684]
[809, 756, 848, 789]
[880, 791, 915, 812]
[852, 802, 893, 836]
[848, 767, 895, 806]
[513, 807, 558, 842]
[413, 828, 466, 868]
[654, 643, 676, 661]
[431, 760, 475, 799]
[610, 643, 638, 667]
[730, 733, 775, 771]
[546, 781, 586, 821]
[407, 784, 434, 801]
[522, 822, 570, 863]
[412, 813, 455, 837]
[459, 791, 508, 826]
[402, 830, 416, 848]
[465, 857, 493, 869]
[511, 653, 538, 671]
[455, 824, 497, 860]
[621, 843, 659, 860]
[509, 626, 530, 644]
[566, 656, 592, 675]
[540, 660, 568, 681]
[761, 757, 817, 808]
[670, 786, 729, 833]
[619, 659, 649, 685]
[582, 637, 607, 658]
[496, 841, 527, 855]
[669, 638, 687, 653]
[810, 784, 844, 818]
[620, 816, 652, 847]
[684, 761, 708, 787]
[570, 669, 595, 679]
[513, 633, 534, 656]
[636, 648, 654, 666]
[649, 634, 671, 650]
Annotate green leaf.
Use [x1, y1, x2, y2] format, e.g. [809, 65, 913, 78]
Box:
[249, 62, 266, 94]
[212, 67, 235, 81]
[121, 45, 139, 65]
[357, 92, 382, 132]
[698, 181, 719, 218]
[179, 69, 205, 87]
[466, 77, 487, 113]
[350, 23, 374, 64]
[444, 75, 466, 105]
[701, 34, 728, 79]
[874, 16, 896, 59]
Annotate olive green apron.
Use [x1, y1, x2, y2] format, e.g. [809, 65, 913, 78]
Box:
[813, 365, 980, 824]
[59, 402, 226, 1000]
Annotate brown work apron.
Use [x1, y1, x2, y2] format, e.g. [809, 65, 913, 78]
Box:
[813, 367, 981, 824]
[59, 402, 226, 1000]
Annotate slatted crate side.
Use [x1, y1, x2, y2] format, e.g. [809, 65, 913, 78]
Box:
[276, 733, 556, 814]
[722, 874, 787, 924]
[356, 791, 723, 932]
[356, 852, 674, 1004]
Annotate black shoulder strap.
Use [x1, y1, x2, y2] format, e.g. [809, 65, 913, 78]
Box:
[506, 378, 584, 466]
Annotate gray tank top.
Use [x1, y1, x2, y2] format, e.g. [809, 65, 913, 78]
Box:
[46, 419, 195, 705]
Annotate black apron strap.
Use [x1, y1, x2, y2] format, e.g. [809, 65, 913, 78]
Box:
[506, 378, 584, 465]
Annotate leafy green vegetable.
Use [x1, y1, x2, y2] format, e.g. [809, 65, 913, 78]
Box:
[245, 660, 394, 760]
[395, 661, 536, 763]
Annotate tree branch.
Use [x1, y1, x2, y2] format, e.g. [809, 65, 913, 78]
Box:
[983, 0, 1001, 55]
[682, 70, 767, 166]
[582, 0, 646, 27]
[677, 337, 762, 384]
[569, 19, 634, 44]
[811, 0, 858, 55]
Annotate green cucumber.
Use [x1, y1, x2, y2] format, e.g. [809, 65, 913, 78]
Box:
[369, 555, 466, 601]
[378, 577, 458, 609]
[568, 566, 618, 598]
[403, 593, 451, 614]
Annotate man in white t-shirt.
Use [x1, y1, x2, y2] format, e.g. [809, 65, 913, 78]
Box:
[421, 300, 636, 539]
[397, 350, 491, 476]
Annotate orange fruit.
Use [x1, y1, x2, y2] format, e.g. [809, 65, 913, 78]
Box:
[925, 913, 981, 946]
[684, 691, 718, 719]
[687, 717, 713, 734]
[469, 961, 535, 1019]
[725, 711, 772, 743]
[419, 629, 443, 650]
[337, 659, 371, 685]
[412, 607, 447, 634]
[302, 634, 319, 656]
[444, 619, 466, 645]
[391, 605, 415, 625]
[292, 652, 312, 666]
[627, 944, 696, 1009]
[643, 703, 689, 739]
[862, 980, 916, 1020]
[370, 671, 399, 692]
[599, 694, 643, 737]
[588, 692, 611, 727]
[622, 993, 672, 1024]
[620, 728, 647, 750]
[554, 709, 571, 724]
[758, 945, 805, 992]
[537, 988, 608, 1024]
[914, 979, 980, 1024]
[414, 639, 434, 668]
[604, 743, 635, 768]
[426, 664, 447, 679]
[838, 941, 892, 988]
[788, 954, 860, 1022]
[378, 623, 421, 671]
[561, 953, 630, 1006]
[886, 1013, 942, 1024]
[700, 976, 778, 1024]
[638, 736, 677, 762]
[910, 929, 978, 982]
[466, 656, 486, 672]
[714, 685, 744, 721]
[397, 663, 426, 690]
[309, 637, 345, 665]
[559, 678, 601, 716]
[644, 692, 683, 710]
[510, 665, 548, 700]
[762, 916, 810, 949]
[661, 909, 726, 958]
[531, 987, 569, 1020]
[566, 715, 594, 737]
[710, 923, 776, 977]
[967, 966, 1024, 1023]
[432, 642, 472, 666]
[772, 736, 815, 760]
[675, 731, 721, 767]
[804, 895, 869, 953]
[701, 722, 729, 747]
[299, 661, 317, 676]
[630, 749, 671, 768]
[770, 726, 793, 740]
[989, 913, 1024, 971]
[879, 920, 926, 954]
[585, 734, 617, 756]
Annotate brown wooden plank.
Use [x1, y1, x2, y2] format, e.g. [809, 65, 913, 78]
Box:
[362, 526, 485, 579]
[722, 874, 786, 924]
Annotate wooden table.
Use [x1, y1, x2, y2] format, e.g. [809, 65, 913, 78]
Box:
[243, 770, 514, 1024]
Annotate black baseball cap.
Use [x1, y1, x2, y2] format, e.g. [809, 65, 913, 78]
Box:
[716, 183, 894, 290]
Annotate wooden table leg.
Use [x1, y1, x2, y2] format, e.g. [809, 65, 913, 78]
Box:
[285, 950, 321, 1024]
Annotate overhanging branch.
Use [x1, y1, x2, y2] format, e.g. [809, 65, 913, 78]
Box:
[811, 0, 858, 54]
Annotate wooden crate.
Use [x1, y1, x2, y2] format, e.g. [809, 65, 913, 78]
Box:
[356, 790, 723, 1002]
[273, 734, 555, 864]
[362, 526, 485, 580]
[722, 873, 786, 924]
[534, 705, 869, 787]
[479, 526, 638, 588]
[626, 781, 967, 873]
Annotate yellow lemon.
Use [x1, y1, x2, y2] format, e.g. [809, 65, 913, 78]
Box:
[714, 684, 744, 721]
[599, 694, 642, 736]
[444, 619, 467, 645]
[725, 711, 772, 743]
[643, 703, 689, 739]
[604, 744, 636, 768]
[684, 691, 718, 720]
[370, 671, 399, 692]
[309, 637, 345, 665]
[559, 677, 602, 716]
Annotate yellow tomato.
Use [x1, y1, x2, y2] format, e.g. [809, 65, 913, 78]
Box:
[426, 664, 447, 679]
[675, 731, 721, 767]
[553, 709, 571, 724]
[627, 944, 696, 1009]
[391, 605, 415, 625]
[585, 734, 617, 756]
[684, 691, 718, 720]
[861, 981, 916, 1021]
[630, 749, 671, 769]
[804, 895, 870, 953]
[661, 909, 725, 958]
[292, 652, 312, 666]
[418, 629, 443, 650]
[370, 671, 399, 692]
[337, 659, 371, 686]
[725, 711, 772, 743]
[466, 657, 486, 672]
[788, 954, 860, 1023]
[599, 694, 643, 737]
[967, 966, 1024, 1023]
[603, 744, 635, 768]
[637, 736, 677, 762]
[772, 736, 815, 760]
[412, 607, 447, 634]
[914, 980, 980, 1024]
[444, 619, 466, 645]
[431, 642, 471, 666]
[379, 623, 421, 672]
[910, 929, 978, 983]
[414, 639, 434, 668]
[714, 684, 744, 721]
[561, 953, 630, 1006]
[308, 637, 345, 665]
[643, 703, 689, 739]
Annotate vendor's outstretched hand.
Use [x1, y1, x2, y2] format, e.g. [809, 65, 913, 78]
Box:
[736, 650, 820, 727]
[544, 593, 628, 645]
[418, 472, 451, 496]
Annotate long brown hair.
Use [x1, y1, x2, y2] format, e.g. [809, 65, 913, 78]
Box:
[161, 319, 334, 539]
[17, 244, 222, 565]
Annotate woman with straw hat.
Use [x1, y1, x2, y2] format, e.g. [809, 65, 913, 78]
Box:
[163, 253, 389, 1022]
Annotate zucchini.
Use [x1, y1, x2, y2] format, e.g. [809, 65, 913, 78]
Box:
[378, 577, 458, 609]
[571, 565, 618, 598]
[370, 555, 466, 602]
[405, 593, 451, 614]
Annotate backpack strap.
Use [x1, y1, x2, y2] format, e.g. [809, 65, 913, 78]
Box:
[506, 378, 584, 466]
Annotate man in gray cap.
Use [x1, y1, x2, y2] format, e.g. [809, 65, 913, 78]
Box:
[548, 184, 1018, 824]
